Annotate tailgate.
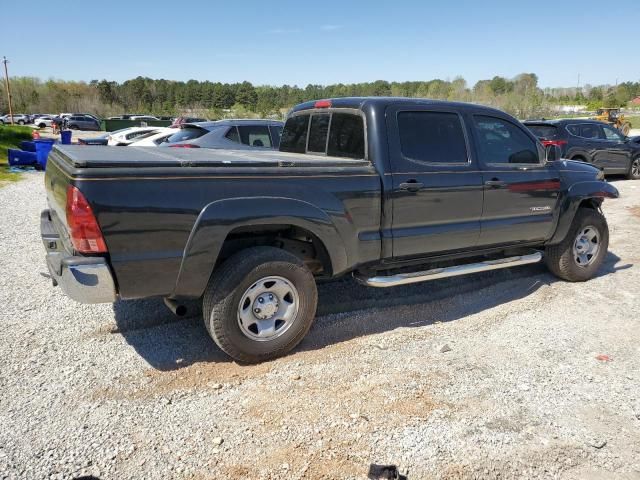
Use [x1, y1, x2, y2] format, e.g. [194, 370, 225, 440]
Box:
[44, 152, 74, 254]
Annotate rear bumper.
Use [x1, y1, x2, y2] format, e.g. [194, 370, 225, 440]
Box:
[41, 209, 117, 304]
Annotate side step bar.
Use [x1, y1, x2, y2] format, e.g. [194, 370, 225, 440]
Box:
[354, 252, 543, 288]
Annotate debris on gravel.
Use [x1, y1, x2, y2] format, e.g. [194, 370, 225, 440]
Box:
[1, 173, 640, 479]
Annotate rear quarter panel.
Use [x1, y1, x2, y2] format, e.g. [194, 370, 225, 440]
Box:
[61, 165, 382, 299]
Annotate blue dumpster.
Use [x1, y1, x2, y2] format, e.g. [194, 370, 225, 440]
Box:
[60, 130, 72, 144]
[19, 141, 37, 152]
[34, 140, 55, 168]
[8, 149, 38, 167]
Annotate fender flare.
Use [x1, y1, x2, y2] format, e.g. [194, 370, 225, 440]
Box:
[546, 180, 618, 245]
[171, 196, 349, 298]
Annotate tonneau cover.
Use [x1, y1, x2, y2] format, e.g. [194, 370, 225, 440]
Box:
[52, 145, 370, 169]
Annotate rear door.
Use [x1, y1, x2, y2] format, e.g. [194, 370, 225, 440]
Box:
[471, 114, 560, 246]
[387, 105, 484, 258]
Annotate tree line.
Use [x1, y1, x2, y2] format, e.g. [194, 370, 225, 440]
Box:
[2, 74, 639, 120]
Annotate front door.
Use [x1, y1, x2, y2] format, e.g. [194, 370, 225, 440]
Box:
[597, 124, 631, 172]
[471, 114, 561, 246]
[387, 106, 484, 259]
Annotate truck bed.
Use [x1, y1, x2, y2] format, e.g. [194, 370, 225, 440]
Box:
[51, 145, 371, 170]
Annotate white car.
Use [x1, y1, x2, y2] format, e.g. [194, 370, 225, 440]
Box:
[107, 127, 167, 146]
[128, 128, 175, 146]
[34, 115, 55, 128]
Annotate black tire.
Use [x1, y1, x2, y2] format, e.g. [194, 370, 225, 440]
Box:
[202, 247, 318, 363]
[545, 208, 609, 282]
[38, 123, 46, 128]
[627, 156, 640, 180]
[17, 120, 24, 125]
[69, 124, 78, 130]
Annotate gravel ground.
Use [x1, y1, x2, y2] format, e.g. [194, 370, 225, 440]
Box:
[0, 173, 639, 480]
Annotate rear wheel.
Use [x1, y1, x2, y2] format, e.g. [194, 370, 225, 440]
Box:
[202, 247, 318, 363]
[545, 208, 608, 282]
[627, 156, 640, 180]
[17, 120, 24, 125]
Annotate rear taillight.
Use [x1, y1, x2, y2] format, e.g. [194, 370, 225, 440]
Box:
[65, 185, 107, 253]
[541, 139, 568, 147]
[169, 144, 200, 148]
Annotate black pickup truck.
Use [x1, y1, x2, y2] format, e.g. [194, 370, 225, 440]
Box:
[41, 97, 619, 363]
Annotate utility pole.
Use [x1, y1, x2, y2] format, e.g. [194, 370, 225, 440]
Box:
[3, 56, 15, 125]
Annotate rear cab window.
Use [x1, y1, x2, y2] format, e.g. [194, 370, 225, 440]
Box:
[279, 110, 365, 159]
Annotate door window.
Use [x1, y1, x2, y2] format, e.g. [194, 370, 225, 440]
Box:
[225, 126, 240, 143]
[567, 123, 606, 139]
[602, 125, 623, 141]
[473, 116, 540, 165]
[238, 125, 272, 148]
[398, 111, 468, 164]
[269, 125, 283, 148]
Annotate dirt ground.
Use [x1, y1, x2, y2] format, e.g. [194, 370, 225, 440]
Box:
[0, 173, 639, 479]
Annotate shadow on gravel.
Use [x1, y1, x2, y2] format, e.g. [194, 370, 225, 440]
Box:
[112, 251, 628, 370]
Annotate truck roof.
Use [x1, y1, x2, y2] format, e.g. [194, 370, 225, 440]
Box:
[291, 96, 507, 116]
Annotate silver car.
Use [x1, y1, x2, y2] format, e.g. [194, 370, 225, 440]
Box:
[66, 115, 101, 131]
[162, 119, 283, 149]
[0, 114, 30, 125]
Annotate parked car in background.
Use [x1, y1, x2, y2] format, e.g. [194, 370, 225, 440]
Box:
[0, 114, 30, 125]
[128, 128, 175, 146]
[107, 127, 166, 146]
[66, 115, 101, 131]
[164, 119, 283, 149]
[129, 115, 159, 121]
[34, 115, 55, 128]
[78, 133, 110, 146]
[524, 119, 640, 179]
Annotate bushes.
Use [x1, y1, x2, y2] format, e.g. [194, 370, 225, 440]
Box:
[0, 125, 32, 183]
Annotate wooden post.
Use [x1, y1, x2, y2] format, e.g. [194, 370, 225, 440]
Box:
[2, 56, 15, 125]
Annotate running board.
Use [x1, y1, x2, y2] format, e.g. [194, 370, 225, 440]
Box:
[354, 252, 543, 288]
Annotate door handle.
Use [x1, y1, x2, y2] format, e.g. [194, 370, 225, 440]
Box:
[485, 179, 507, 188]
[399, 180, 424, 192]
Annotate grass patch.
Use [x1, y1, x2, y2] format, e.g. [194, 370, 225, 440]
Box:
[0, 125, 33, 184]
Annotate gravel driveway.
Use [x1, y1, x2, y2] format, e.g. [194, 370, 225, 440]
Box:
[1, 173, 639, 480]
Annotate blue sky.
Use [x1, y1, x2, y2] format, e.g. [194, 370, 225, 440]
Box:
[2, 0, 638, 88]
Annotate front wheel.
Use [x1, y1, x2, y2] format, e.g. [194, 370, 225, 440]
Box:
[202, 247, 318, 363]
[545, 208, 609, 282]
[627, 156, 640, 180]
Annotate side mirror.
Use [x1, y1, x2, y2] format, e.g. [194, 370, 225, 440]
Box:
[545, 144, 561, 162]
